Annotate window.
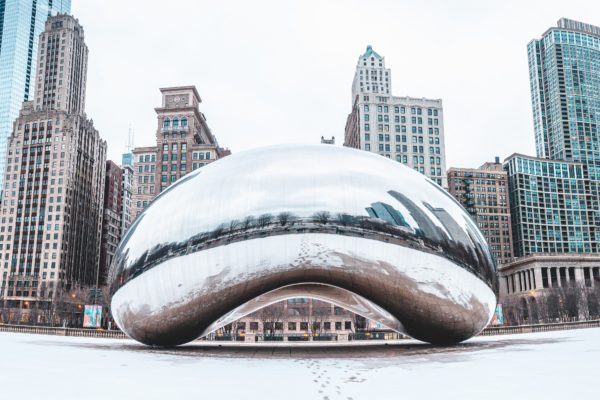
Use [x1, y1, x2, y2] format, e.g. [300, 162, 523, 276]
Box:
[163, 118, 170, 128]
[344, 321, 352, 330]
[181, 117, 188, 127]
[172, 118, 179, 128]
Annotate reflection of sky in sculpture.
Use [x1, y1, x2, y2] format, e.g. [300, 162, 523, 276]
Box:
[117, 145, 492, 266]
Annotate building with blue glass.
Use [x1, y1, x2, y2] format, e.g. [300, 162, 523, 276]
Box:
[0, 0, 71, 194]
[505, 153, 598, 255]
[506, 18, 600, 257]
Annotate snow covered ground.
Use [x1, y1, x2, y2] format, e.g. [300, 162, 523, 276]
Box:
[1, 328, 599, 399]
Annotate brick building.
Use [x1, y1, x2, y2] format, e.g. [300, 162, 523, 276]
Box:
[132, 86, 229, 219]
[447, 158, 514, 265]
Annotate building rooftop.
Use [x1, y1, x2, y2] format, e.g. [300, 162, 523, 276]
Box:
[361, 45, 382, 59]
[556, 18, 600, 37]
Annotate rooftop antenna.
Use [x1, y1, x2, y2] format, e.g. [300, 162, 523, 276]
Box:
[126, 125, 135, 152]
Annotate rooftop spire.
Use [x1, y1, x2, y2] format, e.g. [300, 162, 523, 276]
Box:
[362, 45, 382, 59]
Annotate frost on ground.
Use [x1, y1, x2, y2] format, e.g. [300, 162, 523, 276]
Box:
[1, 328, 599, 400]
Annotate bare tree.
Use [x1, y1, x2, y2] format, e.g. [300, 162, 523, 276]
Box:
[210, 224, 226, 239]
[313, 211, 331, 225]
[241, 216, 255, 230]
[258, 303, 285, 339]
[228, 219, 240, 232]
[277, 212, 295, 227]
[311, 302, 331, 336]
[256, 214, 274, 229]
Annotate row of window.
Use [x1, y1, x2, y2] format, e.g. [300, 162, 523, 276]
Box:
[162, 117, 188, 128]
[364, 124, 441, 134]
[365, 143, 441, 155]
[367, 134, 441, 144]
[243, 321, 353, 331]
[137, 151, 212, 164]
[364, 104, 439, 116]
[365, 114, 440, 125]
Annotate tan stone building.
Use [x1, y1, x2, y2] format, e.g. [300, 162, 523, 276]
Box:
[498, 254, 600, 324]
[447, 158, 514, 265]
[0, 15, 106, 315]
[132, 86, 229, 219]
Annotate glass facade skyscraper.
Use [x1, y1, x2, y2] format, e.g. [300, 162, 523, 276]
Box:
[506, 18, 600, 257]
[0, 0, 71, 193]
[528, 18, 600, 178]
[505, 154, 598, 255]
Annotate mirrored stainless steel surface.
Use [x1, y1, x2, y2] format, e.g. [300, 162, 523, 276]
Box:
[109, 144, 498, 346]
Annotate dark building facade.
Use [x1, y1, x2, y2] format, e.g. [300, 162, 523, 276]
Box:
[99, 161, 122, 286]
[0, 15, 106, 314]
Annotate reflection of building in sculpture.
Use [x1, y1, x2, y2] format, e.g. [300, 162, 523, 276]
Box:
[387, 190, 444, 242]
[366, 202, 408, 227]
[131, 86, 230, 219]
[423, 202, 471, 247]
[224, 299, 364, 341]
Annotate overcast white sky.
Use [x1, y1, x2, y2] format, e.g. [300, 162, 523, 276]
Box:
[72, 0, 599, 168]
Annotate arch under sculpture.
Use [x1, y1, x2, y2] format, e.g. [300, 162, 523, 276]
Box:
[109, 144, 498, 346]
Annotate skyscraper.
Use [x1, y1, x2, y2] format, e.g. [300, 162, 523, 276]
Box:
[0, 14, 106, 316]
[528, 18, 600, 175]
[131, 86, 230, 219]
[344, 46, 447, 187]
[0, 1, 71, 194]
[503, 18, 600, 257]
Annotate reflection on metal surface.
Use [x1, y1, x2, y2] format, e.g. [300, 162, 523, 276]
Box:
[109, 144, 498, 346]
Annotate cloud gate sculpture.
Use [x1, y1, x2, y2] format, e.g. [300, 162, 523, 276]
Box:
[109, 144, 498, 346]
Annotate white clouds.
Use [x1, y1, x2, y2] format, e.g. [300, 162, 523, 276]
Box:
[73, 0, 598, 168]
